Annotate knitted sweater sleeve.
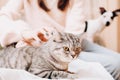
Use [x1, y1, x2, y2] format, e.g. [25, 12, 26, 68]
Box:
[0, 0, 30, 47]
[0, 0, 23, 20]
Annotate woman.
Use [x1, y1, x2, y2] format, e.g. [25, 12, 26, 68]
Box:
[0, 0, 120, 80]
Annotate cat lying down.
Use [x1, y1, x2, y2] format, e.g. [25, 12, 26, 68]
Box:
[0, 32, 84, 79]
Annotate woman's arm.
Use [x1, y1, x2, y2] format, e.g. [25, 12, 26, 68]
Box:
[0, 0, 30, 47]
[64, 0, 86, 34]
[0, 0, 23, 20]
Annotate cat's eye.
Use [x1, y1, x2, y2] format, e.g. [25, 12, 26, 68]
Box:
[75, 47, 81, 51]
[63, 47, 69, 51]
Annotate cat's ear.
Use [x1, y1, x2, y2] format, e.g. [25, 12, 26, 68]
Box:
[77, 33, 86, 43]
[52, 31, 64, 42]
[99, 7, 107, 14]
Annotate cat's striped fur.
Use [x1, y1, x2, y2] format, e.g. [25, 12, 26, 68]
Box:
[0, 32, 83, 79]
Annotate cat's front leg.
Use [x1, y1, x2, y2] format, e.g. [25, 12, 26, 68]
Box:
[29, 69, 79, 79]
[39, 70, 79, 79]
[49, 71, 79, 79]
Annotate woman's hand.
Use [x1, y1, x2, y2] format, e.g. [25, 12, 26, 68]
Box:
[16, 26, 56, 47]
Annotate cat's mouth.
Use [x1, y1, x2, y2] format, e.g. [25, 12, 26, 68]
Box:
[72, 55, 79, 59]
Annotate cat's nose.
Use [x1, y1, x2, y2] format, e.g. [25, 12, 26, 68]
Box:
[71, 55, 76, 58]
[71, 52, 76, 58]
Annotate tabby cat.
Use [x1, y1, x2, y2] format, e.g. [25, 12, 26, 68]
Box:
[0, 32, 83, 79]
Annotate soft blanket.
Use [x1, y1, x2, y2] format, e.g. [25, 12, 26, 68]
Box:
[0, 59, 114, 80]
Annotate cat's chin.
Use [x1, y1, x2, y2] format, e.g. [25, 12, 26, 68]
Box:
[57, 56, 73, 63]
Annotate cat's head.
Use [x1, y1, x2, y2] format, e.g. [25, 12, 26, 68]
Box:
[47, 32, 85, 63]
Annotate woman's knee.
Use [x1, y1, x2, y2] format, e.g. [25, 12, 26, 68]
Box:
[81, 39, 105, 52]
[79, 52, 120, 80]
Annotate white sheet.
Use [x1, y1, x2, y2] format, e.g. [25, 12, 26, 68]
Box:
[0, 59, 114, 80]
[68, 59, 114, 80]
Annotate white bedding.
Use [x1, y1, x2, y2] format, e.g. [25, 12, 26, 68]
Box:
[0, 59, 114, 80]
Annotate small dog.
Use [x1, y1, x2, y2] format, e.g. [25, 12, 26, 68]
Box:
[84, 7, 120, 41]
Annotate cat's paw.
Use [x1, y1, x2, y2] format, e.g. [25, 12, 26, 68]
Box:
[67, 74, 79, 79]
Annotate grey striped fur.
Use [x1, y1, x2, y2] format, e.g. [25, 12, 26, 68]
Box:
[0, 32, 83, 79]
